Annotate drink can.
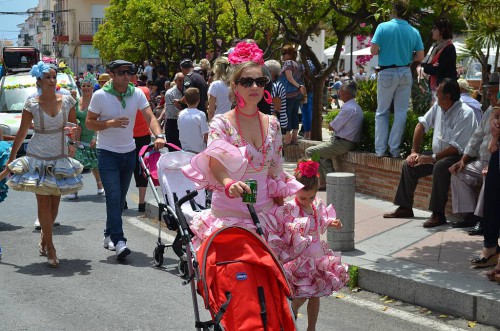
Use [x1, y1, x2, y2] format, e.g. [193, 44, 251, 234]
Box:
[242, 179, 257, 204]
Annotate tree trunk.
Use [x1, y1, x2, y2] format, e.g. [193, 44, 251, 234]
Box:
[311, 77, 326, 141]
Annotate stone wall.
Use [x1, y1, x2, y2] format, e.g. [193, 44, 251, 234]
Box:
[284, 140, 453, 215]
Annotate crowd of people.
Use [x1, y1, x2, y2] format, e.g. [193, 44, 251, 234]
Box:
[0, 39, 350, 329]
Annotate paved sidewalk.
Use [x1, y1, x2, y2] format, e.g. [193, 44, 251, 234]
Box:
[313, 183, 500, 328]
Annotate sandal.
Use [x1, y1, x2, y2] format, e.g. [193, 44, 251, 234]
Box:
[46, 247, 59, 268]
[487, 268, 500, 281]
[471, 252, 500, 268]
[38, 243, 47, 256]
[97, 181, 104, 195]
[39, 232, 47, 256]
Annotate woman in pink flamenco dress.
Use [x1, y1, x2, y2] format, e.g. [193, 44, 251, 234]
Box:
[181, 41, 308, 262]
[276, 159, 349, 331]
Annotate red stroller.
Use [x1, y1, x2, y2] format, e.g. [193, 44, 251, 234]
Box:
[173, 190, 297, 331]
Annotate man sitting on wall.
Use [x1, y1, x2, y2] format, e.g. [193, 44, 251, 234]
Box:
[305, 80, 364, 190]
[383, 79, 477, 227]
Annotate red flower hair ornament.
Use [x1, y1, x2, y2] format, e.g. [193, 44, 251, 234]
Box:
[228, 41, 264, 65]
[296, 160, 320, 178]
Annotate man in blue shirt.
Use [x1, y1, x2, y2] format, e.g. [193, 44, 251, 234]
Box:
[370, 0, 424, 158]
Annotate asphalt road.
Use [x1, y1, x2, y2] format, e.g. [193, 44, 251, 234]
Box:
[0, 171, 496, 330]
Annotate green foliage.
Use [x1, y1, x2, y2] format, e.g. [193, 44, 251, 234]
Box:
[411, 79, 432, 116]
[324, 109, 339, 124]
[357, 111, 376, 153]
[348, 265, 359, 289]
[355, 79, 378, 113]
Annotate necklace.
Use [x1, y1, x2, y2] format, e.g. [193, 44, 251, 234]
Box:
[235, 107, 266, 172]
[295, 196, 318, 233]
[237, 108, 260, 117]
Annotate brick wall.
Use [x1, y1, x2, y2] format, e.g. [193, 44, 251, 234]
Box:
[285, 141, 453, 215]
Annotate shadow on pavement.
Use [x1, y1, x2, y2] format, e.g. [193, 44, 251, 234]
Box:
[0, 221, 23, 232]
[2, 259, 93, 277]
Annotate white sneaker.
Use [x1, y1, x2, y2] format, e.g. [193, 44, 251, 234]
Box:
[34, 218, 60, 230]
[103, 236, 116, 251]
[115, 241, 131, 260]
[67, 193, 78, 200]
[97, 188, 105, 195]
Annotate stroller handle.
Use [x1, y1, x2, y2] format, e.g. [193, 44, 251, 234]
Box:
[175, 190, 199, 234]
[176, 190, 198, 206]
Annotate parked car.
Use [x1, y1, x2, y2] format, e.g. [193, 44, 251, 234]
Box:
[0, 71, 80, 156]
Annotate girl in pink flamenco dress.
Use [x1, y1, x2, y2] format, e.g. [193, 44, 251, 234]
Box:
[275, 159, 349, 330]
[181, 43, 309, 263]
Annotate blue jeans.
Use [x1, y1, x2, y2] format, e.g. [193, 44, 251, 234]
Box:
[374, 67, 412, 157]
[301, 93, 313, 132]
[97, 148, 136, 244]
[286, 95, 302, 130]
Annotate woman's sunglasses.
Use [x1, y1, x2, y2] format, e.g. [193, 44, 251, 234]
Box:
[236, 76, 269, 88]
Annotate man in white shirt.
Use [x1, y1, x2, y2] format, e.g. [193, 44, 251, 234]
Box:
[178, 87, 209, 153]
[86, 59, 165, 259]
[384, 79, 478, 228]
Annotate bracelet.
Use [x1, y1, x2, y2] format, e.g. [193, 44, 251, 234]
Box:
[224, 180, 237, 199]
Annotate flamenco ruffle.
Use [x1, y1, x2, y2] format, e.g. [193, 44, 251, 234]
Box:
[284, 246, 349, 298]
[181, 139, 248, 191]
[74, 145, 98, 169]
[189, 209, 312, 264]
[7, 156, 84, 195]
[266, 174, 303, 198]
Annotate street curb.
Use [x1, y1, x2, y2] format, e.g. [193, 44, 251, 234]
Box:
[342, 254, 500, 328]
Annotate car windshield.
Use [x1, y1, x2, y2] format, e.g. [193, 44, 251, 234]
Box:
[0, 86, 37, 113]
[0, 73, 80, 113]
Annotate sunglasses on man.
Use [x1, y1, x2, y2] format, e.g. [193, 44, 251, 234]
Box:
[236, 76, 270, 88]
[114, 69, 135, 77]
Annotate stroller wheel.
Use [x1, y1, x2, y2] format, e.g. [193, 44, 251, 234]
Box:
[153, 246, 164, 267]
[178, 259, 189, 278]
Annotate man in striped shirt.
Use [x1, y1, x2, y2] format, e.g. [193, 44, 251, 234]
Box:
[265, 60, 288, 133]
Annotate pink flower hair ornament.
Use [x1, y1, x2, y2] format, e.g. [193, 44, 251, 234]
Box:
[228, 41, 264, 65]
[295, 160, 320, 178]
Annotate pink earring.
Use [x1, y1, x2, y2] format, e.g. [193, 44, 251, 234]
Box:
[263, 90, 272, 104]
[235, 91, 245, 108]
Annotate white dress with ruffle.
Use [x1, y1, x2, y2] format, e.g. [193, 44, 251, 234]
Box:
[181, 114, 308, 263]
[7, 96, 83, 195]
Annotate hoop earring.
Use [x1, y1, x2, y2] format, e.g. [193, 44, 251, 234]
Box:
[263, 90, 272, 104]
[235, 91, 245, 108]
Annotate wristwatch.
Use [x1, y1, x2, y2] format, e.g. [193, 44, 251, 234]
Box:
[156, 133, 166, 140]
[432, 153, 437, 162]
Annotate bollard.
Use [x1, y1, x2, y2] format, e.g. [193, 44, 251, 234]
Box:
[326, 172, 355, 251]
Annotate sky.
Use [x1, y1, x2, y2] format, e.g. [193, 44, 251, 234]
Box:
[0, 0, 39, 46]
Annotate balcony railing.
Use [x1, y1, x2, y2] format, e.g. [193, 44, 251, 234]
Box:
[79, 20, 103, 42]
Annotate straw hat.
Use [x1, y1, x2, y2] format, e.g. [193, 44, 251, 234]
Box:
[457, 78, 471, 92]
[98, 73, 111, 83]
